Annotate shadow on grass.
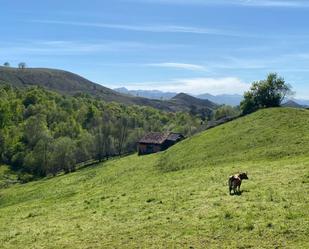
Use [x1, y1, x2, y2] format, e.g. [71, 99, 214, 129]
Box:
[230, 189, 249, 196]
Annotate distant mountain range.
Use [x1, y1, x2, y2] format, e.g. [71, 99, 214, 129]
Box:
[114, 87, 243, 106]
[196, 93, 243, 106]
[114, 87, 309, 107]
[114, 87, 176, 100]
[0, 67, 217, 113]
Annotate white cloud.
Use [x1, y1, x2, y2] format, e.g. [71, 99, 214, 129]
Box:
[109, 77, 250, 95]
[147, 62, 207, 71]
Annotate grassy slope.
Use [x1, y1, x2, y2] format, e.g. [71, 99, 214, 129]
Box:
[0, 108, 309, 249]
[0, 165, 19, 188]
[158, 107, 309, 171]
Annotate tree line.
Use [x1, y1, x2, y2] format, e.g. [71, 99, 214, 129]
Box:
[0, 85, 204, 179]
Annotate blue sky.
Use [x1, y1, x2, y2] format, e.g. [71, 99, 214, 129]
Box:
[1, 0, 309, 98]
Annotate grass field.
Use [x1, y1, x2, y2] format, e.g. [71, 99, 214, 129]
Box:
[0, 165, 19, 189]
[0, 108, 308, 249]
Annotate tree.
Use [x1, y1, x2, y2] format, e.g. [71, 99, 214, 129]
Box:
[34, 134, 54, 176]
[241, 73, 292, 115]
[23, 89, 41, 107]
[93, 121, 113, 161]
[23, 115, 48, 148]
[3, 62, 10, 67]
[0, 100, 11, 129]
[214, 105, 240, 120]
[23, 134, 53, 176]
[75, 132, 95, 163]
[113, 116, 129, 156]
[18, 62, 26, 69]
[50, 137, 76, 174]
[0, 130, 5, 161]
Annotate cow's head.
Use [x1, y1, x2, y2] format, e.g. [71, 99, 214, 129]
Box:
[239, 172, 249, 180]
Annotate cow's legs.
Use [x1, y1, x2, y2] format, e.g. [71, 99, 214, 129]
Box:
[233, 186, 237, 195]
[237, 182, 241, 194]
[228, 179, 232, 195]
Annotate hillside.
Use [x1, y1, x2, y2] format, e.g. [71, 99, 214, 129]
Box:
[169, 93, 218, 113]
[0, 66, 132, 103]
[0, 67, 216, 113]
[0, 108, 308, 248]
[158, 107, 309, 171]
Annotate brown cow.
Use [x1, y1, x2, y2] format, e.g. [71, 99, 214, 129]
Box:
[228, 172, 248, 195]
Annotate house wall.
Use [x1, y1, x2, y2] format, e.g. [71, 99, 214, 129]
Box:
[138, 135, 185, 155]
[138, 143, 162, 155]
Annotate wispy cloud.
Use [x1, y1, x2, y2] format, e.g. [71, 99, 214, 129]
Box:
[130, 0, 309, 8]
[206, 56, 278, 70]
[289, 53, 309, 60]
[204, 52, 309, 71]
[29, 19, 309, 40]
[0, 40, 183, 56]
[108, 77, 250, 95]
[30, 20, 251, 37]
[238, 0, 309, 7]
[147, 62, 207, 71]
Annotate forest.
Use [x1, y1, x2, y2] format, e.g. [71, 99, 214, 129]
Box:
[0, 85, 204, 179]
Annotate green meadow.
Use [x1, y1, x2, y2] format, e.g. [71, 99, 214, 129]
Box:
[0, 108, 308, 249]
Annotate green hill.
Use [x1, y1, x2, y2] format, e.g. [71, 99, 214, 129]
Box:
[0, 108, 308, 249]
[158, 107, 309, 172]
